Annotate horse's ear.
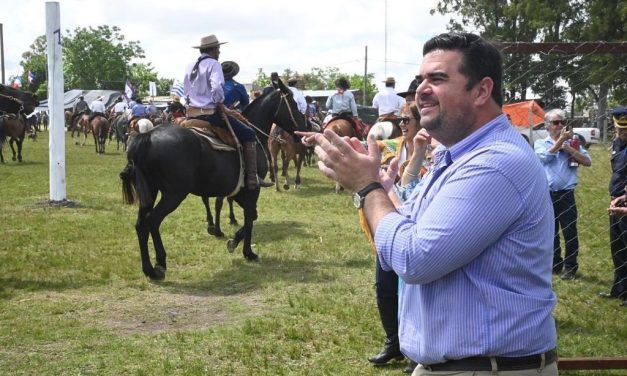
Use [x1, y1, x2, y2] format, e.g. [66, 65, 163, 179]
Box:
[270, 72, 280, 89]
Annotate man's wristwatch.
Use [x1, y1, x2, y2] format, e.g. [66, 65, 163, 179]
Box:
[353, 182, 384, 209]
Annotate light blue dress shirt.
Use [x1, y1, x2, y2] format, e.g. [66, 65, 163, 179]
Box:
[374, 114, 557, 365]
[183, 53, 224, 109]
[325, 90, 358, 116]
[534, 136, 591, 191]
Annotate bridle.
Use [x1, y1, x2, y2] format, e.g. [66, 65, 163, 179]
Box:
[242, 92, 301, 144]
[0, 92, 24, 117]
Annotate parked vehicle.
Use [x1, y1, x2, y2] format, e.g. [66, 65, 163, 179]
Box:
[516, 123, 600, 148]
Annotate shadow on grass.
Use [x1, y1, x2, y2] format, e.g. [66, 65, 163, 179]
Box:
[0, 278, 106, 300]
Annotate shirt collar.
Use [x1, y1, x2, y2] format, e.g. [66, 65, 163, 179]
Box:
[447, 113, 509, 163]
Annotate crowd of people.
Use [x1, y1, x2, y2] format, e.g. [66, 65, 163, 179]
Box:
[297, 32, 624, 376]
[66, 30, 625, 375]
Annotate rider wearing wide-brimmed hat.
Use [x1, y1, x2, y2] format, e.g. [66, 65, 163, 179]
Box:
[221, 60, 250, 112]
[184, 34, 272, 189]
[372, 76, 405, 118]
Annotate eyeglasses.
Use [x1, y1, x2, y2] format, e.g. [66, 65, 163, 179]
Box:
[551, 120, 565, 125]
[399, 117, 416, 124]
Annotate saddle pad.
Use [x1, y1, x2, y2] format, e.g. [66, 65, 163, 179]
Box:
[188, 127, 236, 152]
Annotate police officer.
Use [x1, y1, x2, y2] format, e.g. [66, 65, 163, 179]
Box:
[603, 106, 627, 307]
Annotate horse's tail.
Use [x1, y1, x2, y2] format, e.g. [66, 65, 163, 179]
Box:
[120, 162, 136, 205]
[122, 133, 154, 207]
[98, 119, 108, 140]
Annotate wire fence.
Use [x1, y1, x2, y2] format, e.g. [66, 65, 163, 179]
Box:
[500, 46, 626, 370]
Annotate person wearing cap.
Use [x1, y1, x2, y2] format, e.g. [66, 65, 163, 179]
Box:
[222, 61, 249, 112]
[287, 77, 307, 115]
[372, 77, 405, 118]
[89, 95, 106, 122]
[184, 34, 272, 189]
[603, 106, 627, 307]
[396, 76, 419, 104]
[70, 95, 90, 128]
[534, 108, 591, 280]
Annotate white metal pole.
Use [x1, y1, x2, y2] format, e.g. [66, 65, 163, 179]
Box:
[46, 2, 66, 201]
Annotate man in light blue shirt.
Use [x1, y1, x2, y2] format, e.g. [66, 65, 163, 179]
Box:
[535, 109, 591, 280]
[302, 33, 557, 375]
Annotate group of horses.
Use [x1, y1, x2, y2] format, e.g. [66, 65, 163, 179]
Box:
[0, 84, 39, 163]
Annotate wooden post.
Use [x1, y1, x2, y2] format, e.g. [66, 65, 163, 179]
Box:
[46, 2, 66, 202]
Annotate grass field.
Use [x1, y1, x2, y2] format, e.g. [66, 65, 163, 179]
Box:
[0, 130, 625, 375]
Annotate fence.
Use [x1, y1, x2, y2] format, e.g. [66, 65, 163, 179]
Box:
[500, 45, 626, 372]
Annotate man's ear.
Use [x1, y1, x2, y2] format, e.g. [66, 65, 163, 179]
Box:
[474, 77, 494, 106]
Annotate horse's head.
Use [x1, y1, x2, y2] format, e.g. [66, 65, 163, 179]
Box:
[0, 84, 39, 115]
[244, 74, 306, 136]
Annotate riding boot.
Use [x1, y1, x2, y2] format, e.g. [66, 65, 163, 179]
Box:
[368, 296, 404, 365]
[244, 141, 273, 189]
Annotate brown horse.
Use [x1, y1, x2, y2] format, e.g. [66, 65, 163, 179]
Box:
[267, 124, 307, 191]
[91, 115, 110, 154]
[70, 114, 91, 145]
[0, 113, 26, 163]
[324, 116, 370, 193]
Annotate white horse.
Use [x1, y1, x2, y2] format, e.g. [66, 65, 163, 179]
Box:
[368, 120, 403, 140]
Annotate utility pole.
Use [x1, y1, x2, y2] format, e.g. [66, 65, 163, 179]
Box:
[363, 45, 368, 106]
[0, 23, 5, 85]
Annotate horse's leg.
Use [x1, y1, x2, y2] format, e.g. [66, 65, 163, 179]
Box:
[213, 197, 226, 237]
[136, 202, 157, 279]
[16, 137, 23, 162]
[228, 192, 259, 261]
[282, 148, 292, 191]
[9, 138, 17, 161]
[294, 148, 304, 189]
[202, 196, 218, 236]
[270, 147, 280, 191]
[144, 192, 186, 279]
[227, 197, 238, 225]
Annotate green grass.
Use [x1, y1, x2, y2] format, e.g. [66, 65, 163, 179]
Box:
[0, 131, 625, 375]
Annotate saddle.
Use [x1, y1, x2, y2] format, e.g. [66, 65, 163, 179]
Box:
[180, 118, 237, 149]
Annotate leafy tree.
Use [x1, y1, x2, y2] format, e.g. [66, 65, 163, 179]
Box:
[62, 25, 145, 91]
[255, 67, 377, 104]
[20, 35, 48, 98]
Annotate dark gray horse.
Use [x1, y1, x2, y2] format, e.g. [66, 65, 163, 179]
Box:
[120, 75, 305, 280]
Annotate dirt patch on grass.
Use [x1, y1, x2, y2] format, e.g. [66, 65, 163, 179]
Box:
[38, 289, 266, 336]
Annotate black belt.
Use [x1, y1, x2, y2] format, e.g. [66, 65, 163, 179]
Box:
[424, 349, 557, 372]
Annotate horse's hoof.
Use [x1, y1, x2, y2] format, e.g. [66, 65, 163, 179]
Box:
[244, 253, 260, 262]
[153, 265, 166, 280]
[227, 239, 237, 253]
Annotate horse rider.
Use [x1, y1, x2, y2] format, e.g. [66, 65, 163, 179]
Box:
[287, 77, 307, 116]
[222, 61, 249, 112]
[70, 95, 90, 127]
[183, 34, 272, 189]
[166, 97, 186, 123]
[324, 77, 358, 125]
[128, 98, 148, 123]
[372, 76, 405, 120]
[88, 96, 107, 122]
[111, 97, 128, 119]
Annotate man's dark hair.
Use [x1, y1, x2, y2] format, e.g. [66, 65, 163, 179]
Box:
[423, 33, 503, 106]
[200, 46, 219, 56]
[335, 77, 350, 90]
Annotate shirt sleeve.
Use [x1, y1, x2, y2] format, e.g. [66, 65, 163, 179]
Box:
[534, 139, 557, 164]
[349, 93, 358, 116]
[375, 163, 523, 284]
[326, 95, 333, 111]
[208, 60, 225, 104]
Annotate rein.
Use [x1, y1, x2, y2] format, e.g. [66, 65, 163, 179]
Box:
[0, 92, 24, 115]
[244, 93, 299, 144]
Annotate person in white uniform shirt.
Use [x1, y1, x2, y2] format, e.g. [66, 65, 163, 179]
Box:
[287, 78, 307, 115]
[372, 77, 406, 119]
[89, 96, 106, 122]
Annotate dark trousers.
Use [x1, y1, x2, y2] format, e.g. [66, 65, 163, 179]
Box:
[196, 112, 255, 142]
[550, 189, 579, 272]
[608, 213, 627, 297]
[375, 255, 399, 340]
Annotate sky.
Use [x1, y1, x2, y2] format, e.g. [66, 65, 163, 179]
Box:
[1, 0, 461, 95]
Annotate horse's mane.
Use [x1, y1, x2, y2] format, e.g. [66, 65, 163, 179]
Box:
[242, 90, 277, 116]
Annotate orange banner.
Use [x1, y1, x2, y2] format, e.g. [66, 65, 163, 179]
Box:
[503, 100, 545, 127]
